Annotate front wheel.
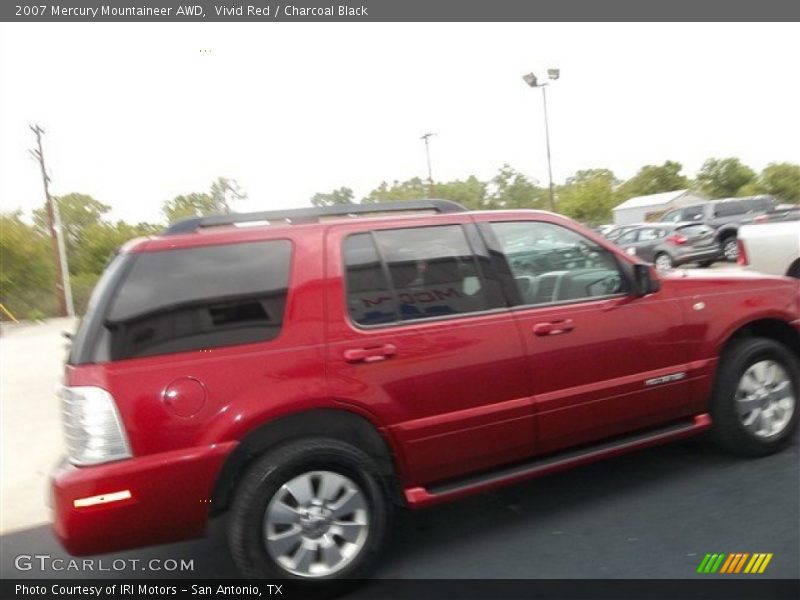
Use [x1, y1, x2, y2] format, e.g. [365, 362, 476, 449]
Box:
[228, 438, 392, 580]
[710, 338, 798, 456]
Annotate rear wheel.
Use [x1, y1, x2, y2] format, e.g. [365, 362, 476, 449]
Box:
[710, 338, 798, 456]
[228, 438, 392, 581]
[721, 236, 738, 262]
[654, 253, 673, 272]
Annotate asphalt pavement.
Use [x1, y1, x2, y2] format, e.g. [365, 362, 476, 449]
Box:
[2, 430, 797, 582]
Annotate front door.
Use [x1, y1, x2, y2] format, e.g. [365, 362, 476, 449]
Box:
[476, 216, 694, 455]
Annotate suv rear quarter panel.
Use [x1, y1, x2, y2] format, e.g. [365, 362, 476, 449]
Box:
[66, 231, 330, 456]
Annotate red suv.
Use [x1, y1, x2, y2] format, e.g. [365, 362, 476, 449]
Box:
[52, 201, 799, 580]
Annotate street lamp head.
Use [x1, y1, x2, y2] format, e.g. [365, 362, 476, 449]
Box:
[522, 72, 539, 88]
[548, 68, 560, 81]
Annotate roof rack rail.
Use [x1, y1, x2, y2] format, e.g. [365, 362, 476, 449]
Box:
[163, 199, 467, 235]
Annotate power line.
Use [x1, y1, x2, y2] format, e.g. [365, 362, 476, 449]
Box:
[29, 124, 74, 317]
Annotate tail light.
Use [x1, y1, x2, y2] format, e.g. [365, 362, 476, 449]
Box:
[753, 215, 769, 224]
[737, 239, 749, 266]
[60, 386, 132, 466]
[666, 234, 687, 245]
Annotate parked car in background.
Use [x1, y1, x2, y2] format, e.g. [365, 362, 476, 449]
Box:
[660, 195, 777, 262]
[738, 220, 800, 277]
[614, 222, 722, 271]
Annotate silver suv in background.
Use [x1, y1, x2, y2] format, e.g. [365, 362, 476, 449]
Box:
[661, 195, 777, 261]
[614, 222, 722, 271]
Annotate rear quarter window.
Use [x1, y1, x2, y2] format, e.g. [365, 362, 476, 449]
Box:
[104, 240, 292, 360]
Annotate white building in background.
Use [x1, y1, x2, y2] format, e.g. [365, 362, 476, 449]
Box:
[612, 189, 708, 225]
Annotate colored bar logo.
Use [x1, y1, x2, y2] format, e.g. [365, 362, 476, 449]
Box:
[697, 553, 773, 574]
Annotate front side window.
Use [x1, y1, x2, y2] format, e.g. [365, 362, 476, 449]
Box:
[343, 225, 504, 325]
[490, 221, 628, 306]
[714, 201, 745, 217]
[104, 240, 291, 360]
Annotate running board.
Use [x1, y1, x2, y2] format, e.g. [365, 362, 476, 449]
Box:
[403, 414, 711, 508]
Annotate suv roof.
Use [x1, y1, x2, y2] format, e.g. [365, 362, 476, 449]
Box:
[163, 199, 466, 235]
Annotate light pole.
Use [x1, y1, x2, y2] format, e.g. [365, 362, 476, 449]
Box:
[420, 132, 435, 198]
[522, 69, 560, 212]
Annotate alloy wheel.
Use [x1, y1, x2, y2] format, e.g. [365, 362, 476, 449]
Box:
[263, 470, 369, 577]
[736, 359, 796, 439]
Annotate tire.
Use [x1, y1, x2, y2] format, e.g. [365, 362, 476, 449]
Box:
[710, 337, 799, 457]
[654, 252, 673, 272]
[697, 260, 715, 268]
[228, 437, 393, 581]
[721, 236, 738, 262]
[786, 260, 800, 279]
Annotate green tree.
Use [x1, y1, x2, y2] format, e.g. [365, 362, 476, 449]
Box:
[0, 211, 57, 319]
[617, 161, 689, 200]
[210, 176, 247, 212]
[695, 158, 756, 199]
[361, 178, 429, 204]
[310, 187, 355, 207]
[32, 193, 111, 265]
[434, 176, 490, 210]
[488, 165, 546, 209]
[753, 162, 800, 203]
[162, 192, 217, 223]
[557, 169, 619, 225]
[163, 177, 247, 223]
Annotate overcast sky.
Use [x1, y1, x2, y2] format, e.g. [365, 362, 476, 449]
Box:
[1, 22, 798, 224]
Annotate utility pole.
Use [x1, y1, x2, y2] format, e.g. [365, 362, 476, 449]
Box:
[30, 124, 74, 317]
[420, 133, 435, 198]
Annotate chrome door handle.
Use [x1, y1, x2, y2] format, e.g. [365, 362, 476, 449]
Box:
[533, 319, 575, 336]
[344, 344, 397, 363]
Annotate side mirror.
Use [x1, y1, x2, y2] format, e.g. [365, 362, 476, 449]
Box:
[633, 263, 660, 297]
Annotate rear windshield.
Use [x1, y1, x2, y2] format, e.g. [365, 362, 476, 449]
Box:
[70, 240, 292, 363]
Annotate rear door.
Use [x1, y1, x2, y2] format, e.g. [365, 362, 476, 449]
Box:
[631, 227, 666, 263]
[324, 219, 534, 486]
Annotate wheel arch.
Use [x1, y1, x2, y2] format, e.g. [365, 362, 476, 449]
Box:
[786, 258, 800, 279]
[719, 317, 800, 363]
[716, 225, 739, 243]
[211, 408, 404, 514]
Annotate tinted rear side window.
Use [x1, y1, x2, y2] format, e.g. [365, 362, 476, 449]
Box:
[105, 240, 291, 360]
[343, 225, 505, 326]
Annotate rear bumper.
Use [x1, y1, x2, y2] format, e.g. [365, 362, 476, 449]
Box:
[51, 442, 236, 556]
